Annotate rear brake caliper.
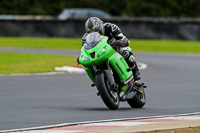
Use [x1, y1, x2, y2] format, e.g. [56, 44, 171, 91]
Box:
[134, 81, 147, 93]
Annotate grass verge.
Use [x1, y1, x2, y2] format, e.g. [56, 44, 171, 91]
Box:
[0, 37, 200, 74]
[129, 39, 200, 53]
[0, 37, 82, 49]
[0, 37, 200, 53]
[0, 52, 77, 74]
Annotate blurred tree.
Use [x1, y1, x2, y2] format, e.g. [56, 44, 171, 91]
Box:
[124, 0, 200, 17]
[0, 0, 200, 17]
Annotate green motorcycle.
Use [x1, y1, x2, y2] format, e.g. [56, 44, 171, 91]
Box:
[79, 32, 146, 110]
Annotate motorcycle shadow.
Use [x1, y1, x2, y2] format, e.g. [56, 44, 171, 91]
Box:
[77, 107, 135, 111]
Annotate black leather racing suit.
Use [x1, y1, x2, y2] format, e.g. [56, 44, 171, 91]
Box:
[82, 22, 129, 47]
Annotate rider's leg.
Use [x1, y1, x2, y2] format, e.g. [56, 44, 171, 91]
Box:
[119, 47, 141, 81]
[132, 61, 141, 81]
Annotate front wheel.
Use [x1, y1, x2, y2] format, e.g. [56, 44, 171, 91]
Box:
[127, 86, 146, 108]
[95, 73, 119, 110]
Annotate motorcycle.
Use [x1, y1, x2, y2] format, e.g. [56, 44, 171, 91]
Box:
[78, 32, 146, 110]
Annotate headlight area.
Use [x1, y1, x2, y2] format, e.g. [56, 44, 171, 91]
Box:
[80, 55, 90, 62]
[97, 45, 107, 58]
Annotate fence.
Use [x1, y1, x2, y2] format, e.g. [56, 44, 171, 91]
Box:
[0, 18, 200, 40]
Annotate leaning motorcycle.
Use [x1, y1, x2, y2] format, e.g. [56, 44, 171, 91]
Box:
[79, 32, 146, 110]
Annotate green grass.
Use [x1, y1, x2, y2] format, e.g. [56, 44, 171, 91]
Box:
[129, 39, 200, 53]
[0, 37, 82, 49]
[0, 37, 200, 53]
[0, 37, 200, 74]
[0, 52, 77, 74]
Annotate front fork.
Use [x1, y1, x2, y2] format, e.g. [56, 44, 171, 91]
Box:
[93, 61, 118, 92]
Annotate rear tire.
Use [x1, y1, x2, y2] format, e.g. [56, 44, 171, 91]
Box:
[127, 86, 146, 108]
[95, 73, 119, 110]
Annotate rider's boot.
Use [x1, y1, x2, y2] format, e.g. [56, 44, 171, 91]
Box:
[126, 52, 141, 81]
[132, 61, 141, 81]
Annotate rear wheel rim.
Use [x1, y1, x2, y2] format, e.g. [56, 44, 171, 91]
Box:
[136, 87, 145, 102]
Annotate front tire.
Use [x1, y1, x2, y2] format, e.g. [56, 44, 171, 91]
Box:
[95, 73, 119, 110]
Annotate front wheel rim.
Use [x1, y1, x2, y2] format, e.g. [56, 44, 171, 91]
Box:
[105, 79, 119, 104]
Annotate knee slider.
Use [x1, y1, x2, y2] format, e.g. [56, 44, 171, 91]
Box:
[122, 50, 130, 59]
[128, 55, 135, 63]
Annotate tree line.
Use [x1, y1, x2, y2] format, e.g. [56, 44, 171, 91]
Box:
[0, 0, 200, 17]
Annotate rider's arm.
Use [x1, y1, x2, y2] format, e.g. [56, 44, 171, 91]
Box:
[105, 23, 130, 47]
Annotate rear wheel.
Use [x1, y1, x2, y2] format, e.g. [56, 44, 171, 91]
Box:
[127, 86, 146, 108]
[95, 73, 119, 110]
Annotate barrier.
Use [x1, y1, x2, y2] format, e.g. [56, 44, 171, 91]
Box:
[0, 18, 200, 40]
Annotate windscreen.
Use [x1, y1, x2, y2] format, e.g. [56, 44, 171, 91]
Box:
[84, 32, 103, 49]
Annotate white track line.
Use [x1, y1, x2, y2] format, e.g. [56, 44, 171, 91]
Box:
[1, 112, 200, 133]
[0, 72, 66, 77]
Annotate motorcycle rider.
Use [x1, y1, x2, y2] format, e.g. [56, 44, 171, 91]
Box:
[82, 17, 141, 81]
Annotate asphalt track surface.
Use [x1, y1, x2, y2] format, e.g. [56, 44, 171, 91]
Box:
[0, 48, 200, 131]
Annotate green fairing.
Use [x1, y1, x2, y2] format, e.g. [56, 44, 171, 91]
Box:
[79, 35, 132, 84]
[85, 67, 95, 83]
[108, 52, 132, 82]
[128, 47, 132, 52]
